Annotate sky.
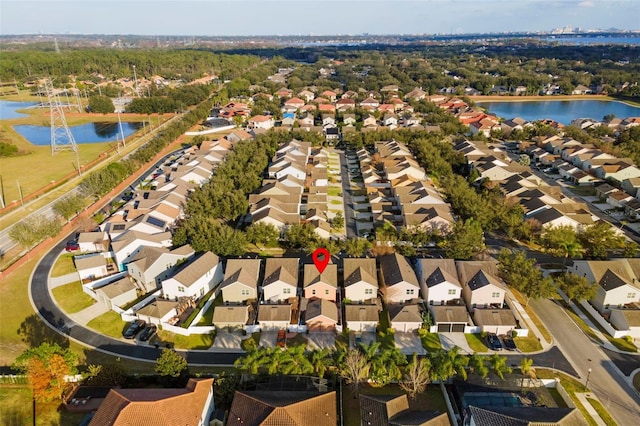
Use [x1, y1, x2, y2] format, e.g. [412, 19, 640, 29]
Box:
[1, 0, 638, 36]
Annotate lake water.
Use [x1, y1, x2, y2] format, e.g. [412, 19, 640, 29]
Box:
[0, 100, 38, 119]
[1, 100, 143, 145]
[478, 100, 640, 125]
[14, 122, 143, 145]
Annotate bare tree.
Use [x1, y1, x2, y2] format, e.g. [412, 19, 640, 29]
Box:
[400, 353, 431, 399]
[338, 349, 370, 398]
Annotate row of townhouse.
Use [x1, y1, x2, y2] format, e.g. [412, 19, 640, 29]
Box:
[209, 252, 521, 336]
[71, 136, 244, 320]
[358, 139, 456, 234]
[245, 139, 333, 239]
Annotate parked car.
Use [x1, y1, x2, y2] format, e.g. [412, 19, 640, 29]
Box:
[123, 320, 146, 339]
[501, 336, 517, 351]
[276, 329, 286, 348]
[486, 333, 503, 351]
[139, 324, 157, 342]
[65, 240, 80, 252]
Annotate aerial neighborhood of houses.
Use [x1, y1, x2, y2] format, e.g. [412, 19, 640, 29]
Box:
[57, 67, 640, 426]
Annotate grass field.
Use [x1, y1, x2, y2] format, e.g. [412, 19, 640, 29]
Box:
[50, 254, 76, 277]
[86, 311, 127, 339]
[51, 281, 95, 314]
[465, 334, 489, 352]
[0, 385, 87, 426]
[587, 397, 618, 426]
[420, 332, 443, 352]
[513, 331, 543, 353]
[154, 330, 214, 350]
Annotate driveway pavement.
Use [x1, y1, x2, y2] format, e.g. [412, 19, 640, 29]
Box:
[306, 332, 336, 350]
[439, 332, 473, 354]
[260, 330, 278, 348]
[211, 330, 245, 351]
[68, 302, 109, 326]
[351, 331, 376, 349]
[394, 332, 426, 355]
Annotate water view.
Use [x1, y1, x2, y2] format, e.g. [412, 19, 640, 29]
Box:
[0, 100, 38, 119]
[14, 122, 143, 145]
[478, 99, 640, 125]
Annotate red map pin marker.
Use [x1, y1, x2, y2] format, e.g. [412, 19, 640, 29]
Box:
[312, 248, 330, 274]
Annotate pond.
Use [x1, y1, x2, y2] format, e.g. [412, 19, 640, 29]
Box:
[477, 99, 640, 125]
[14, 121, 144, 145]
[0, 100, 38, 119]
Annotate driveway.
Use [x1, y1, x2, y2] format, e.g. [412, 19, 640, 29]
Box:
[259, 330, 278, 348]
[394, 332, 426, 355]
[211, 330, 244, 351]
[306, 332, 336, 350]
[351, 331, 376, 349]
[439, 332, 473, 354]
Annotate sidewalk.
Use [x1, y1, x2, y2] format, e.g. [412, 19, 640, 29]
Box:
[574, 392, 607, 426]
[506, 290, 553, 351]
[49, 272, 79, 288]
[68, 303, 109, 326]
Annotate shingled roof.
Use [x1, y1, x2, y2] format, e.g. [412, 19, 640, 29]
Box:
[227, 390, 336, 426]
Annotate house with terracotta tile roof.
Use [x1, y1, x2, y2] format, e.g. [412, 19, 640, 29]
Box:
[89, 378, 214, 426]
[248, 115, 275, 130]
[228, 390, 337, 426]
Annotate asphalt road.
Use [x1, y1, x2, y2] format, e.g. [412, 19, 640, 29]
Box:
[338, 149, 357, 239]
[530, 297, 640, 425]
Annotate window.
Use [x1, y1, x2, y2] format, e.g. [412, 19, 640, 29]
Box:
[325, 289, 329, 295]
[283, 288, 291, 294]
[178, 286, 185, 293]
[200, 288, 205, 296]
[312, 289, 316, 295]
[448, 289, 456, 295]
[365, 289, 373, 295]
[628, 293, 637, 299]
[492, 292, 501, 298]
[406, 289, 415, 295]
[241, 289, 250, 296]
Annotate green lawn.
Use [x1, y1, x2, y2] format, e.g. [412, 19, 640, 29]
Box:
[0, 385, 86, 426]
[513, 331, 543, 353]
[50, 254, 77, 277]
[329, 200, 342, 205]
[465, 334, 489, 352]
[154, 330, 214, 350]
[587, 398, 618, 426]
[51, 281, 96, 314]
[86, 311, 127, 339]
[342, 384, 447, 426]
[510, 289, 552, 343]
[562, 303, 605, 344]
[420, 333, 443, 352]
[327, 187, 341, 196]
[574, 304, 637, 352]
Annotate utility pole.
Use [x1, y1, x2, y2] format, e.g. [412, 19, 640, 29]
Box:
[17, 181, 24, 207]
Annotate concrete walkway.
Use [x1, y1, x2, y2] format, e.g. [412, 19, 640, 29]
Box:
[68, 303, 109, 326]
[574, 393, 607, 426]
[506, 290, 553, 350]
[49, 272, 79, 288]
[439, 333, 473, 355]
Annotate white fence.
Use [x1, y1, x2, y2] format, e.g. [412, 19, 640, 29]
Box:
[578, 299, 629, 339]
[82, 271, 128, 301]
[185, 125, 235, 136]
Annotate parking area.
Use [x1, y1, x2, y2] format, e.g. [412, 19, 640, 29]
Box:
[394, 332, 426, 355]
[259, 330, 278, 348]
[211, 330, 245, 351]
[306, 332, 336, 350]
[439, 332, 473, 354]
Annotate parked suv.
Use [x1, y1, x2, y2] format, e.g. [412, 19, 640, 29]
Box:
[139, 324, 157, 342]
[486, 333, 503, 351]
[123, 320, 146, 339]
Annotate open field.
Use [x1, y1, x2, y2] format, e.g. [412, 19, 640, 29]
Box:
[51, 281, 95, 314]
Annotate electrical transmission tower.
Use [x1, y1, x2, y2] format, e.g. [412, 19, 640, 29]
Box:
[44, 78, 79, 155]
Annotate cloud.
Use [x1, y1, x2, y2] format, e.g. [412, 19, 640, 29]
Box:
[578, 1, 595, 6]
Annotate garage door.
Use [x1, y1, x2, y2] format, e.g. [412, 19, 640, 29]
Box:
[451, 323, 465, 333]
[437, 324, 451, 333]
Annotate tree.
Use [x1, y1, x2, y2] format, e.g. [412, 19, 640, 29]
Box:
[331, 211, 344, 230]
[172, 216, 247, 256]
[469, 353, 489, 379]
[344, 238, 372, 257]
[245, 222, 280, 246]
[85, 361, 127, 386]
[400, 353, 431, 399]
[539, 225, 582, 264]
[87, 95, 115, 114]
[520, 357, 534, 378]
[578, 221, 625, 259]
[52, 194, 87, 222]
[430, 347, 469, 382]
[487, 354, 512, 380]
[442, 219, 484, 260]
[9, 215, 62, 250]
[498, 249, 555, 306]
[12, 343, 78, 402]
[154, 348, 188, 378]
[284, 223, 319, 250]
[338, 349, 370, 398]
[554, 272, 598, 302]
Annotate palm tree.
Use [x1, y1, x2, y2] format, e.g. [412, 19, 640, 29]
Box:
[520, 357, 534, 378]
[469, 353, 489, 379]
[488, 354, 512, 381]
[310, 348, 333, 378]
[430, 347, 469, 382]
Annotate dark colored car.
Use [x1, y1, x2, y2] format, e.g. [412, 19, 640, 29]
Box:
[123, 320, 146, 339]
[502, 336, 517, 351]
[139, 324, 157, 342]
[486, 333, 503, 351]
[276, 329, 286, 348]
[65, 240, 80, 252]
